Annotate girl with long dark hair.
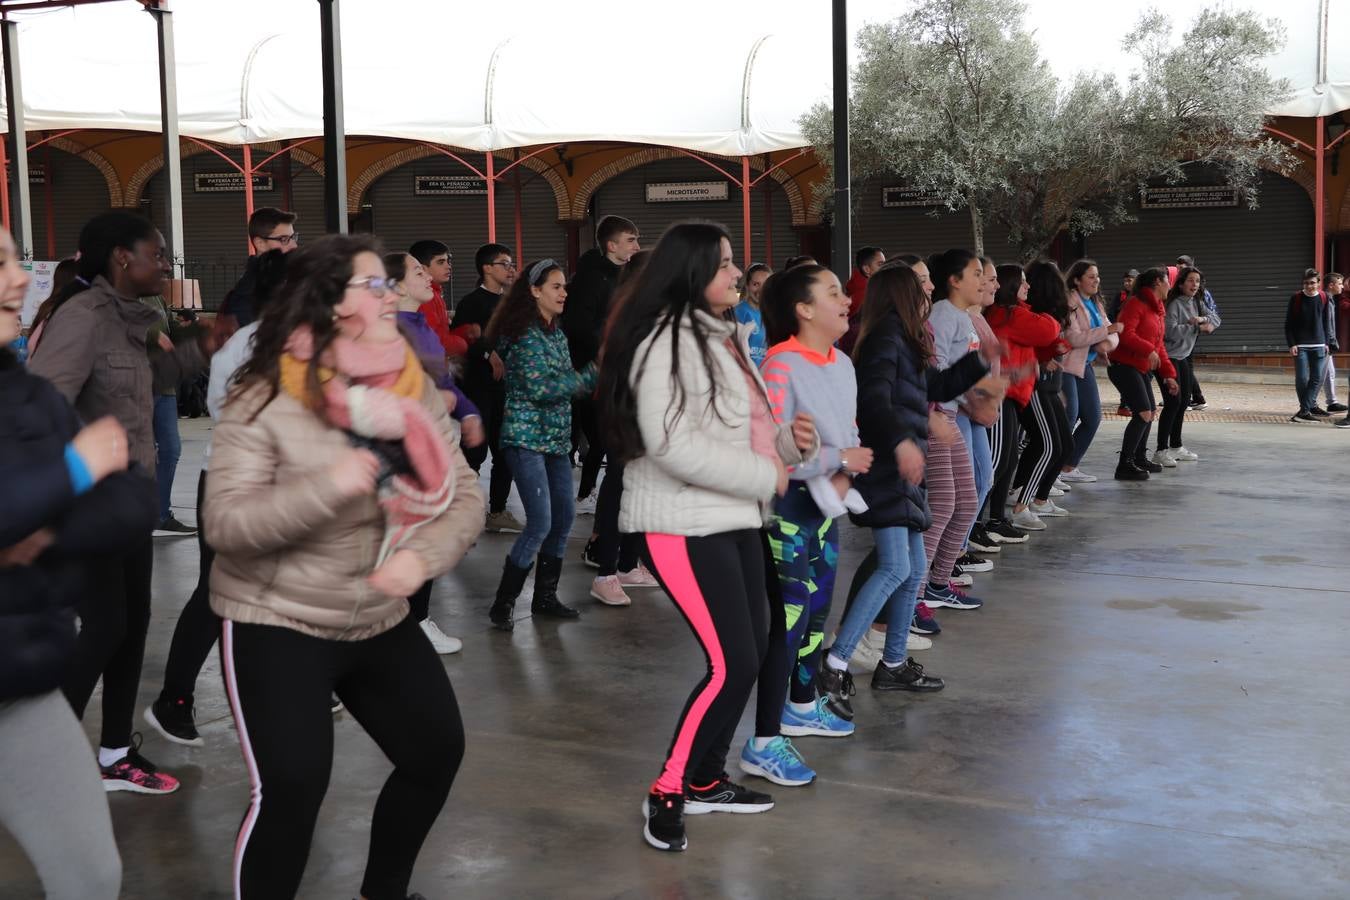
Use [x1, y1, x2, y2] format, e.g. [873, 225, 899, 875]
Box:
[486, 258, 598, 630]
[1109, 267, 1179, 479]
[208, 234, 482, 899]
[1155, 266, 1207, 466]
[1060, 259, 1121, 484]
[597, 221, 817, 852]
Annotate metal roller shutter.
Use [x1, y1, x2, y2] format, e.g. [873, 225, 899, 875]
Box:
[591, 157, 797, 266]
[1085, 170, 1312, 354]
[364, 156, 566, 309]
[851, 177, 1015, 262]
[27, 147, 112, 261]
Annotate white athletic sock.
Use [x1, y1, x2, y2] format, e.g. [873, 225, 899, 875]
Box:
[752, 736, 775, 751]
[825, 654, 848, 673]
[881, 658, 905, 670]
[788, 700, 815, 714]
[98, 746, 129, 768]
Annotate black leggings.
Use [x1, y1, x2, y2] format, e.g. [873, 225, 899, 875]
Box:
[1156, 355, 1193, 450]
[574, 397, 605, 500]
[1108, 364, 1157, 465]
[640, 529, 771, 794]
[1013, 388, 1070, 505]
[592, 458, 641, 576]
[64, 538, 153, 749]
[986, 398, 1021, 521]
[461, 385, 513, 513]
[222, 615, 463, 900]
[159, 471, 219, 703]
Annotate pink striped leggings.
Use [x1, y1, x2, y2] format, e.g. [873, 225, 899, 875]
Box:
[920, 421, 979, 592]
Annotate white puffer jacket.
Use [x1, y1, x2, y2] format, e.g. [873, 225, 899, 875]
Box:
[620, 310, 816, 537]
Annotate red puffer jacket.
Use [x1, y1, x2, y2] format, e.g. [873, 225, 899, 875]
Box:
[985, 301, 1062, 407]
[1112, 288, 1176, 379]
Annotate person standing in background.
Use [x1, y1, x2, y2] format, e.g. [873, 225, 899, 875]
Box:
[1318, 272, 1346, 414]
[213, 207, 299, 345]
[734, 263, 772, 367]
[141, 292, 209, 535]
[408, 240, 474, 360]
[1286, 268, 1338, 421]
[841, 247, 885, 354]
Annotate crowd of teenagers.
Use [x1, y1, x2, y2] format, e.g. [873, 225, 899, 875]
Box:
[0, 201, 1337, 897]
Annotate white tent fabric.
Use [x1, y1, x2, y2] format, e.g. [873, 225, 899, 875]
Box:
[0, 0, 1345, 151]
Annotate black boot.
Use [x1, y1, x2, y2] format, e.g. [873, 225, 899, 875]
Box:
[531, 554, 580, 619]
[490, 557, 531, 631]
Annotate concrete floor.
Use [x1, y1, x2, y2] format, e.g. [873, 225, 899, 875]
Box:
[3, 415, 1349, 899]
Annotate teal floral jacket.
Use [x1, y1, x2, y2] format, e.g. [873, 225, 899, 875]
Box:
[500, 320, 598, 455]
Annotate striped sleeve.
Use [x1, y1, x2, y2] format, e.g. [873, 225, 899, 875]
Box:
[760, 356, 793, 425]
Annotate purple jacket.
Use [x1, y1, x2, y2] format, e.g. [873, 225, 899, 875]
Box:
[397, 311, 480, 422]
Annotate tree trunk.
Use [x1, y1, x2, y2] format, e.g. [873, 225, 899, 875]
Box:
[968, 202, 986, 257]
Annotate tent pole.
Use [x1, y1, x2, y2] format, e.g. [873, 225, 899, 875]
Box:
[242, 143, 255, 253]
[512, 150, 523, 266]
[830, 0, 850, 281]
[485, 152, 496, 243]
[148, 2, 184, 277]
[763, 154, 774, 267]
[43, 143, 53, 258]
[0, 138, 10, 232]
[2, 18, 32, 258]
[741, 156, 752, 268]
[318, 0, 348, 233]
[1315, 115, 1326, 276]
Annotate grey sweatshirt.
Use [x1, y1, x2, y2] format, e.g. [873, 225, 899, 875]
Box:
[761, 337, 859, 480]
[1164, 294, 1201, 359]
[928, 299, 983, 412]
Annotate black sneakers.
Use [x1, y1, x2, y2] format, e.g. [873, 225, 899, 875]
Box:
[1291, 410, 1316, 422]
[814, 666, 856, 721]
[153, 515, 197, 537]
[1114, 462, 1150, 481]
[871, 657, 946, 692]
[1310, 406, 1332, 418]
[1134, 457, 1164, 473]
[143, 696, 203, 747]
[1328, 402, 1349, 413]
[685, 775, 774, 814]
[643, 791, 687, 851]
[967, 524, 1001, 554]
[985, 519, 1030, 544]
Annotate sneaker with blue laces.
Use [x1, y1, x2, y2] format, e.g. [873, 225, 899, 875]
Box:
[779, 696, 856, 738]
[738, 736, 816, 786]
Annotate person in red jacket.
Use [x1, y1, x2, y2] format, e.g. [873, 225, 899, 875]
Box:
[984, 264, 1062, 538]
[840, 247, 885, 354]
[1108, 267, 1179, 480]
[408, 240, 473, 359]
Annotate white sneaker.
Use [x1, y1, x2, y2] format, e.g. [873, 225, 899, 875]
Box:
[617, 562, 660, 589]
[590, 575, 632, 606]
[574, 492, 598, 516]
[1059, 467, 1097, 483]
[1028, 499, 1069, 517]
[1011, 507, 1047, 531]
[1053, 479, 1072, 493]
[908, 634, 933, 651]
[419, 619, 462, 655]
[1151, 449, 1178, 468]
[1171, 446, 1199, 462]
[950, 571, 974, 587]
[1048, 486, 1066, 498]
[849, 629, 883, 671]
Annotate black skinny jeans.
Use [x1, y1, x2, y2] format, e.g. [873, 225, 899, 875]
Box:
[1156, 355, 1194, 450]
[574, 396, 605, 500]
[63, 538, 153, 749]
[592, 458, 641, 576]
[461, 384, 513, 513]
[1108, 364, 1157, 465]
[222, 615, 463, 900]
[159, 471, 218, 703]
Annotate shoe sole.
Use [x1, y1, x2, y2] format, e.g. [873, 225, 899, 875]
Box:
[151, 530, 196, 538]
[871, 681, 946, 692]
[617, 580, 662, 589]
[967, 542, 1000, 554]
[582, 556, 601, 569]
[142, 706, 205, 748]
[684, 799, 775, 815]
[1010, 522, 1046, 531]
[959, 561, 993, 572]
[987, 533, 1029, 544]
[1030, 510, 1068, 517]
[485, 526, 524, 534]
[909, 626, 940, 636]
[779, 722, 855, 738]
[641, 801, 688, 851]
[590, 589, 632, 607]
[103, 778, 180, 795]
[738, 760, 815, 786]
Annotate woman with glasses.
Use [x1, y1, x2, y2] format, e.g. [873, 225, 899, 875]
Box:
[207, 235, 483, 899]
[486, 258, 599, 630]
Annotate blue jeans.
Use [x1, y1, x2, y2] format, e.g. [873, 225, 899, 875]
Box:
[501, 446, 574, 568]
[1295, 346, 1327, 412]
[831, 527, 927, 666]
[1063, 367, 1102, 467]
[152, 394, 181, 522]
[956, 414, 991, 543]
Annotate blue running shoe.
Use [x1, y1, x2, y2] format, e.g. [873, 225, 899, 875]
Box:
[924, 581, 984, 610]
[780, 696, 856, 738]
[738, 736, 816, 786]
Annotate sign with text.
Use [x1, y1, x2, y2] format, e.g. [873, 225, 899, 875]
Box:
[882, 185, 945, 208]
[20, 260, 58, 325]
[1140, 185, 1238, 209]
[28, 164, 45, 185]
[414, 175, 488, 196]
[645, 181, 729, 203]
[193, 172, 275, 193]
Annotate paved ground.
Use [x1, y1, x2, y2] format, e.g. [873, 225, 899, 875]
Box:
[2, 398, 1348, 899]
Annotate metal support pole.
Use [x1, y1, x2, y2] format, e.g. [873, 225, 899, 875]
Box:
[741, 156, 752, 267]
[148, 2, 185, 277]
[318, 0, 348, 233]
[512, 150, 523, 265]
[43, 143, 53, 258]
[242, 143, 255, 253]
[0, 139, 9, 232]
[2, 18, 32, 257]
[1315, 115, 1326, 275]
[830, 0, 850, 281]
[764, 175, 774, 267]
[485, 152, 496, 243]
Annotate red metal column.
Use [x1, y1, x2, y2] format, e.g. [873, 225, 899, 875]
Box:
[741, 156, 752, 266]
[485, 152, 497, 243]
[242, 143, 256, 254]
[1315, 116, 1326, 275]
[764, 184, 774, 267]
[512, 150, 524, 265]
[0, 139, 10, 232]
[43, 145, 54, 258]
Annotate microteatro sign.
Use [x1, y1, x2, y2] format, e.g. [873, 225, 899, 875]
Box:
[194, 173, 275, 193]
[1140, 185, 1239, 209]
[882, 186, 945, 208]
[414, 175, 488, 196]
[645, 181, 729, 203]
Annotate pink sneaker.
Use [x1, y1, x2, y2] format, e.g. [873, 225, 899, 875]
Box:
[590, 575, 632, 607]
[101, 743, 180, 794]
[617, 562, 660, 589]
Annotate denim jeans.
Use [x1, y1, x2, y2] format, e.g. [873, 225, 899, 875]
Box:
[152, 393, 181, 522]
[1294, 346, 1327, 412]
[1063, 367, 1102, 467]
[956, 414, 991, 544]
[501, 446, 574, 568]
[831, 526, 927, 666]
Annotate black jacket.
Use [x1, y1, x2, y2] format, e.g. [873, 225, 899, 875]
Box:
[560, 249, 621, 369]
[219, 255, 262, 328]
[0, 350, 157, 702]
[452, 285, 505, 397]
[1285, 291, 1339, 350]
[849, 312, 988, 531]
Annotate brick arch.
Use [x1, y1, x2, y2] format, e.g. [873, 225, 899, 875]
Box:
[124, 142, 325, 206]
[570, 147, 812, 225]
[42, 138, 124, 207]
[348, 145, 570, 219]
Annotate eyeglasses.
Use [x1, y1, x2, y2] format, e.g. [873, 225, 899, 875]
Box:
[489, 260, 517, 270]
[263, 233, 299, 246]
[347, 276, 397, 297]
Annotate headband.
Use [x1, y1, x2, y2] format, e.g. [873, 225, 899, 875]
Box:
[527, 258, 560, 285]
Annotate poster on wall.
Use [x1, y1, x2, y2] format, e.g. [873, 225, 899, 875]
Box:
[20, 260, 58, 325]
[193, 173, 275, 193]
[882, 186, 945, 208]
[414, 175, 488, 196]
[1140, 185, 1239, 209]
[645, 181, 729, 203]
